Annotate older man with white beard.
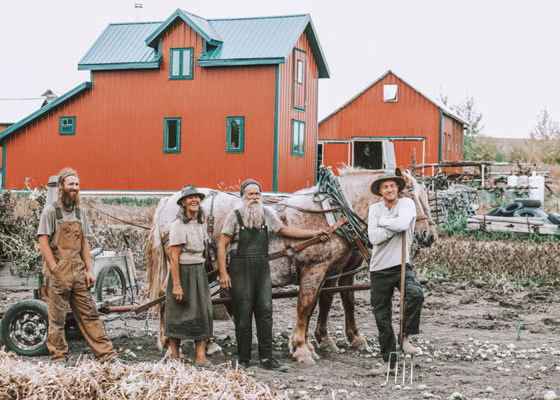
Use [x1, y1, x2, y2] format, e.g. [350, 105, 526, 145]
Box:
[37, 168, 119, 366]
[218, 179, 327, 372]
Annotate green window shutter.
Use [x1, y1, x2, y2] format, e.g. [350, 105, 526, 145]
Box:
[226, 116, 245, 153]
[59, 117, 76, 135]
[291, 119, 305, 157]
[164, 118, 181, 153]
[170, 48, 194, 80]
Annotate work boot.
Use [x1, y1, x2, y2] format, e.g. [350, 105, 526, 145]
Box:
[237, 359, 251, 370]
[110, 357, 127, 365]
[400, 337, 419, 355]
[259, 358, 288, 372]
[368, 362, 395, 376]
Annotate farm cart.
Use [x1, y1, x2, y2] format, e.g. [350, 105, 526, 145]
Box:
[0, 243, 139, 357]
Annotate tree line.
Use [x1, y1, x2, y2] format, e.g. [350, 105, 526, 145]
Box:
[439, 95, 560, 164]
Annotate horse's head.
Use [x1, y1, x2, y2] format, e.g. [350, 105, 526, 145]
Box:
[396, 168, 437, 247]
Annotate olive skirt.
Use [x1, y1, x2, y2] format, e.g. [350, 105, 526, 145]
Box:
[164, 263, 213, 340]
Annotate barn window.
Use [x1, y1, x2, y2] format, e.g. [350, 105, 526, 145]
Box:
[164, 118, 181, 153]
[297, 60, 304, 84]
[291, 119, 305, 157]
[383, 84, 398, 102]
[59, 117, 75, 135]
[227, 116, 244, 153]
[170, 48, 193, 80]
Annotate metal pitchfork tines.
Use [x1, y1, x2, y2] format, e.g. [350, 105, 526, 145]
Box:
[386, 231, 414, 384]
[386, 350, 414, 384]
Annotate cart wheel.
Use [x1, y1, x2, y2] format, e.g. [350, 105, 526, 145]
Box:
[0, 299, 49, 356]
[65, 316, 83, 340]
[95, 266, 126, 305]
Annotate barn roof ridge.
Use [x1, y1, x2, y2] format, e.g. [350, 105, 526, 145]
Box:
[319, 70, 467, 126]
[78, 8, 329, 78]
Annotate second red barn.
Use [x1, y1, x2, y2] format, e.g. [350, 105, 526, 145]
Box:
[318, 70, 466, 176]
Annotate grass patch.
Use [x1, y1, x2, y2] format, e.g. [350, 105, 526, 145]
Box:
[96, 197, 161, 207]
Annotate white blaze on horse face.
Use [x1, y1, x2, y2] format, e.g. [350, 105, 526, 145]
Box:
[380, 180, 399, 204]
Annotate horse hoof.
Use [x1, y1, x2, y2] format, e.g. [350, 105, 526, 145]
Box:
[355, 343, 370, 352]
[321, 344, 340, 353]
[311, 351, 320, 360]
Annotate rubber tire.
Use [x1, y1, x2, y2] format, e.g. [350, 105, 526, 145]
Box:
[548, 212, 560, 225]
[0, 299, 49, 356]
[513, 209, 541, 218]
[515, 198, 542, 208]
[64, 316, 83, 340]
[95, 266, 126, 305]
[486, 207, 502, 216]
[500, 202, 523, 216]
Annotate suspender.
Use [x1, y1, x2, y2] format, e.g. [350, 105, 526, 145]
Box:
[52, 201, 82, 222]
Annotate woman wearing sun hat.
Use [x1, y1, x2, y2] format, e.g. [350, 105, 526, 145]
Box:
[164, 184, 213, 367]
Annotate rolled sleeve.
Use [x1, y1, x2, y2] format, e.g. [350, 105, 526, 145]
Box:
[264, 207, 283, 234]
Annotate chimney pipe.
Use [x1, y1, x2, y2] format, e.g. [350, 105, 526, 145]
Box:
[134, 3, 143, 22]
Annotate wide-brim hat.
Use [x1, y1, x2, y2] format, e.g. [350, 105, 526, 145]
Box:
[370, 173, 406, 196]
[177, 184, 205, 205]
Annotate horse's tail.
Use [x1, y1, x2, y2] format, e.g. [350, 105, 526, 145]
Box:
[143, 197, 170, 350]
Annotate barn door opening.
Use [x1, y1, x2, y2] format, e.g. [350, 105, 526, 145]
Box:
[353, 141, 383, 170]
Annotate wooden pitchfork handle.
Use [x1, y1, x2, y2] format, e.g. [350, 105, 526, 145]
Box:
[398, 231, 406, 349]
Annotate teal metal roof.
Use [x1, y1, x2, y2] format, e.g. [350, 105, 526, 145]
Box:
[145, 9, 223, 48]
[78, 9, 329, 78]
[78, 22, 162, 70]
[0, 82, 92, 141]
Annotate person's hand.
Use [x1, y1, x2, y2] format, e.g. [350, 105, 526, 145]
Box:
[47, 262, 57, 273]
[86, 270, 95, 288]
[220, 272, 232, 289]
[173, 284, 184, 302]
[316, 229, 329, 241]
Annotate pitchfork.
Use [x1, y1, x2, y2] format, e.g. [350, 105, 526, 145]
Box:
[387, 231, 414, 384]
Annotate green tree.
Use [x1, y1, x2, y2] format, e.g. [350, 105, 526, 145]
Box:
[438, 94, 486, 160]
[529, 109, 560, 164]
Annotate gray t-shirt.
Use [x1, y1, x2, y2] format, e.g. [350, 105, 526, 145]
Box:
[37, 203, 92, 248]
[169, 218, 208, 265]
[221, 206, 283, 251]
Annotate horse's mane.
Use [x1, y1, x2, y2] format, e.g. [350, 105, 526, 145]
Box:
[337, 165, 386, 177]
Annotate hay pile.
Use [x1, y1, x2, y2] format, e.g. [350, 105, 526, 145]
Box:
[0, 350, 288, 399]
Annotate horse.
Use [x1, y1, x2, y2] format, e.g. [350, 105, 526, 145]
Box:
[143, 167, 436, 364]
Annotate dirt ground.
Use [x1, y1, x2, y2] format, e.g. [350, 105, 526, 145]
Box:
[1, 278, 559, 400]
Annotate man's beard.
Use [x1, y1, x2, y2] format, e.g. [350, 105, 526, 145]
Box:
[60, 188, 81, 209]
[241, 197, 265, 229]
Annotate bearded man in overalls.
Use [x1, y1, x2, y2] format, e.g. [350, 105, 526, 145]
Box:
[37, 168, 118, 365]
[218, 179, 327, 372]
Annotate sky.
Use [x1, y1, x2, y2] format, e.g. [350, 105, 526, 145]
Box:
[1, 0, 559, 139]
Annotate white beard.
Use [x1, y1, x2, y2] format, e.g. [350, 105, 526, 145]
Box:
[241, 197, 265, 229]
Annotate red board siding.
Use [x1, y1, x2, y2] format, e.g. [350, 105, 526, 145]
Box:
[4, 20, 279, 191]
[319, 73, 463, 174]
[276, 33, 319, 193]
[322, 142, 349, 173]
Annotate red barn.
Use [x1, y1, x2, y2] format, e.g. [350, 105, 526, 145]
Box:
[318, 70, 466, 175]
[0, 9, 329, 192]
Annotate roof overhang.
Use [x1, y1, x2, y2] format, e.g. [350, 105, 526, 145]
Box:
[198, 57, 285, 67]
[0, 82, 93, 141]
[78, 54, 162, 71]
